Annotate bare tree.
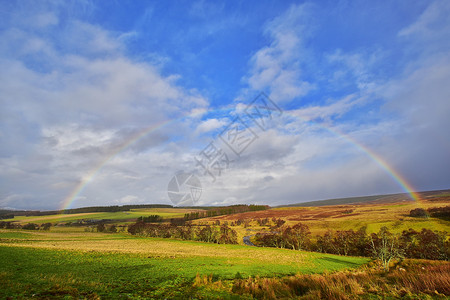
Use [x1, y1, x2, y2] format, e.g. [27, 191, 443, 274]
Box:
[369, 227, 404, 271]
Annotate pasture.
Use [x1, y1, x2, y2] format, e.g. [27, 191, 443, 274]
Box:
[0, 229, 368, 299]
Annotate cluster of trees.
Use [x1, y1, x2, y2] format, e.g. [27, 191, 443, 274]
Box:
[410, 206, 450, 219]
[0, 214, 14, 220]
[254, 224, 449, 265]
[95, 223, 121, 233]
[184, 205, 268, 220]
[84, 224, 127, 232]
[128, 222, 238, 244]
[427, 206, 450, 219]
[137, 215, 163, 223]
[228, 217, 285, 228]
[0, 222, 51, 230]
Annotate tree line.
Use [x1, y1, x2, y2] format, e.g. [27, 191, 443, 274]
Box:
[127, 222, 238, 244]
[410, 206, 450, 219]
[254, 223, 449, 269]
[0, 222, 52, 230]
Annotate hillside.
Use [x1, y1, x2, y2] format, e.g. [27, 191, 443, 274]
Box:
[278, 189, 450, 207]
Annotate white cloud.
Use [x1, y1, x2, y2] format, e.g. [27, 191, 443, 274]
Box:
[399, 1, 450, 39]
[244, 4, 314, 103]
[291, 94, 362, 123]
[195, 118, 228, 134]
[35, 12, 59, 28]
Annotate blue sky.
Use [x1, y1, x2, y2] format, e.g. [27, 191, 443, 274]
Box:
[0, 0, 449, 210]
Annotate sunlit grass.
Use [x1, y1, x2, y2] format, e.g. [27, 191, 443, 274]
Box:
[0, 230, 369, 299]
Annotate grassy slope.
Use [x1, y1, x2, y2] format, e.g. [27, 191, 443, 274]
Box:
[0, 230, 368, 299]
[278, 189, 450, 207]
[202, 195, 450, 238]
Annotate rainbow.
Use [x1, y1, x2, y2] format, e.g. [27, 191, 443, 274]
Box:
[61, 107, 421, 210]
[321, 127, 421, 202]
[61, 119, 172, 210]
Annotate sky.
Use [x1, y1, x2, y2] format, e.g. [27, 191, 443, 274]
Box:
[0, 0, 449, 210]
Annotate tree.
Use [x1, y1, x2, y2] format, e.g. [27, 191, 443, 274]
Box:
[355, 226, 370, 256]
[316, 230, 332, 253]
[197, 225, 217, 243]
[369, 227, 403, 271]
[333, 230, 354, 256]
[217, 224, 238, 244]
[415, 229, 448, 260]
[282, 223, 311, 250]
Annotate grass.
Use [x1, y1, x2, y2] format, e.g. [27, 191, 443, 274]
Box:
[231, 260, 450, 299]
[0, 229, 369, 299]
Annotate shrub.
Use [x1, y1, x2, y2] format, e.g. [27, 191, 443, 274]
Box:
[409, 208, 428, 217]
[96, 223, 106, 232]
[427, 206, 450, 219]
[22, 223, 38, 230]
[41, 223, 52, 230]
[231, 260, 450, 299]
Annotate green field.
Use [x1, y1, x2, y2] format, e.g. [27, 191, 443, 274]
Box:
[0, 229, 369, 299]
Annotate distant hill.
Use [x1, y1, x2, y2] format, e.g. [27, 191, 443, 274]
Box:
[0, 204, 174, 217]
[277, 189, 450, 207]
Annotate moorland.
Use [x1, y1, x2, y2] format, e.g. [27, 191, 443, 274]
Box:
[0, 190, 449, 299]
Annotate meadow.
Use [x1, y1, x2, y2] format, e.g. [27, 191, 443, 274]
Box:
[0, 229, 368, 299]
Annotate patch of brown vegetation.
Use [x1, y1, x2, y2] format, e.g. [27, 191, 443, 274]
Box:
[230, 260, 450, 299]
[332, 213, 361, 219]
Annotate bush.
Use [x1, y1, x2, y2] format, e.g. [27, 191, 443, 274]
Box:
[409, 208, 428, 217]
[97, 223, 106, 232]
[41, 223, 52, 230]
[22, 223, 38, 230]
[427, 206, 450, 219]
[108, 225, 117, 233]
